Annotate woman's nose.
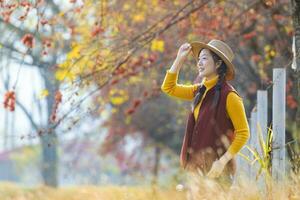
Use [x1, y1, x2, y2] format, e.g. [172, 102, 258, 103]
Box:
[198, 60, 203, 66]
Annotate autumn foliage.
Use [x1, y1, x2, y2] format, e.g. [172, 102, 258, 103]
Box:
[50, 91, 62, 123]
[21, 34, 34, 49]
[3, 90, 16, 112]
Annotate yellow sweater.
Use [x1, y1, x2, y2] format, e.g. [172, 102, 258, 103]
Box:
[161, 69, 250, 155]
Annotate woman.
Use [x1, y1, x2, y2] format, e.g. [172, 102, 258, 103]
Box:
[161, 40, 250, 193]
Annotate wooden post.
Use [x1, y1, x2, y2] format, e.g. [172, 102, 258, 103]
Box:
[257, 90, 268, 148]
[235, 124, 250, 181]
[256, 90, 268, 193]
[272, 68, 286, 183]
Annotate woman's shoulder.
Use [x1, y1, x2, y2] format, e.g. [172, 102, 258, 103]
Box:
[222, 82, 241, 98]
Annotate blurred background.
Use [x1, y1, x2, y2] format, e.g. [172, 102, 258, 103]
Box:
[0, 0, 299, 197]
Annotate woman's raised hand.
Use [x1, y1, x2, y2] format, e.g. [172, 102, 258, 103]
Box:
[176, 43, 192, 62]
[169, 43, 192, 73]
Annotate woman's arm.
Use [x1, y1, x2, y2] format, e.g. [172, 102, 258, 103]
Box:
[161, 68, 199, 101]
[225, 92, 251, 156]
[217, 92, 250, 165]
[161, 43, 199, 101]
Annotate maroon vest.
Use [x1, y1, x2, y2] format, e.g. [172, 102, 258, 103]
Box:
[180, 81, 240, 176]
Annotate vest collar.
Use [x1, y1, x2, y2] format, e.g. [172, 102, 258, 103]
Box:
[201, 74, 219, 90]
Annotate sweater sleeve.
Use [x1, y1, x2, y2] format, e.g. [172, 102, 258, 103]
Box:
[226, 91, 250, 155]
[160, 69, 199, 101]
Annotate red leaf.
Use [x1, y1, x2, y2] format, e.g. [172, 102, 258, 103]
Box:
[21, 34, 34, 48]
[55, 91, 62, 103]
[243, 31, 256, 40]
[133, 99, 141, 108]
[3, 90, 16, 112]
[125, 108, 135, 115]
[91, 25, 104, 37]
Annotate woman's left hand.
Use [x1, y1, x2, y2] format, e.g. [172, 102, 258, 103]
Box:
[206, 159, 226, 178]
[206, 151, 234, 178]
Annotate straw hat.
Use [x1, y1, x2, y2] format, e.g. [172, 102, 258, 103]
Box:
[190, 39, 235, 81]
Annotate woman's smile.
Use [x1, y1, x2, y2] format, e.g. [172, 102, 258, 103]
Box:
[198, 66, 205, 73]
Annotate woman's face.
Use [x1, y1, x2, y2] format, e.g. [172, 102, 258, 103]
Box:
[197, 49, 221, 80]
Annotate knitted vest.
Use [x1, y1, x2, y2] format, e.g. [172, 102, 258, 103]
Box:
[180, 81, 240, 176]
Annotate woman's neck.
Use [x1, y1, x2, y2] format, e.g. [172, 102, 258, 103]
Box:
[201, 73, 219, 90]
[205, 73, 219, 81]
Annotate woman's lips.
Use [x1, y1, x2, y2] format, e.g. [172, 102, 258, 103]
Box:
[198, 67, 205, 72]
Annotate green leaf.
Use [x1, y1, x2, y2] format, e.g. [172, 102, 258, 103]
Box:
[237, 151, 252, 163]
[257, 123, 267, 160]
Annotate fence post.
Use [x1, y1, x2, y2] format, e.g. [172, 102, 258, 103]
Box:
[257, 90, 268, 147]
[256, 90, 268, 193]
[235, 117, 251, 182]
[272, 68, 286, 183]
[249, 110, 257, 180]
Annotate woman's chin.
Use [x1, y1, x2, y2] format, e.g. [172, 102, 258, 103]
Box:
[198, 72, 205, 78]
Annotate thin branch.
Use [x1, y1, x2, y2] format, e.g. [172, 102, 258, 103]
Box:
[15, 99, 39, 131]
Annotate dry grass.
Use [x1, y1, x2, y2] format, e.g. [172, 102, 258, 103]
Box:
[183, 171, 300, 200]
[0, 173, 300, 200]
[0, 182, 185, 200]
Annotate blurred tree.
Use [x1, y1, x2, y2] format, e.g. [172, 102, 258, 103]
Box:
[0, 1, 69, 187]
[290, 0, 300, 173]
[1, 0, 298, 185]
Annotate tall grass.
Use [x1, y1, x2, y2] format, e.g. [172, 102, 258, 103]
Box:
[240, 123, 273, 199]
[236, 123, 300, 199]
[1, 125, 300, 199]
[184, 123, 300, 199]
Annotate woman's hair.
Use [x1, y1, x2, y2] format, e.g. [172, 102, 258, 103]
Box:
[209, 49, 227, 110]
[192, 49, 227, 112]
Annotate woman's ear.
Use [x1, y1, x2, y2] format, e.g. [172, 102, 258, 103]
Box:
[216, 60, 222, 69]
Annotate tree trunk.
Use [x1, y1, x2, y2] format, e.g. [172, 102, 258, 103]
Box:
[152, 145, 161, 186]
[40, 66, 59, 187]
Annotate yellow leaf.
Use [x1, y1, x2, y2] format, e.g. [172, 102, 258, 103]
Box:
[55, 70, 66, 81]
[55, 69, 76, 81]
[110, 96, 127, 105]
[67, 45, 81, 60]
[264, 45, 271, 52]
[174, 0, 180, 5]
[133, 13, 145, 23]
[116, 14, 124, 24]
[111, 108, 117, 113]
[151, 39, 164, 52]
[152, 0, 158, 6]
[101, 49, 111, 57]
[38, 89, 49, 99]
[58, 60, 71, 69]
[109, 89, 128, 105]
[73, 56, 90, 74]
[59, 12, 65, 17]
[270, 50, 276, 57]
[129, 76, 141, 84]
[123, 3, 130, 10]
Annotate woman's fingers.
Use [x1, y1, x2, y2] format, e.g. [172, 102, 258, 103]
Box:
[182, 43, 191, 50]
[176, 43, 191, 61]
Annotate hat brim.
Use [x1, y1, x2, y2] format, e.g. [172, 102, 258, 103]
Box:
[190, 41, 235, 81]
